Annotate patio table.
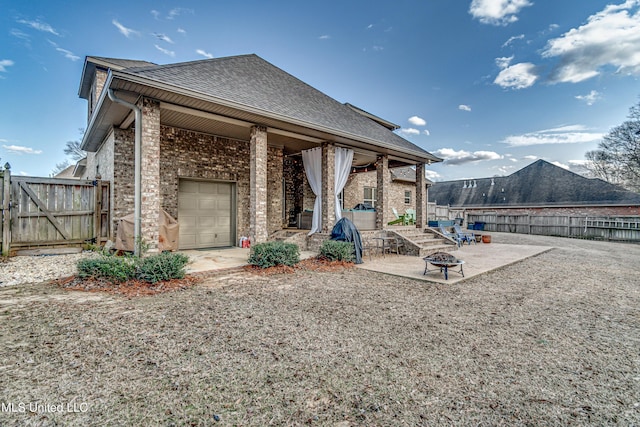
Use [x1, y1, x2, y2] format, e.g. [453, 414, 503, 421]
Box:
[373, 236, 398, 257]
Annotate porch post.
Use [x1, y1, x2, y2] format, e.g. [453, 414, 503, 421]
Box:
[375, 155, 389, 229]
[321, 142, 336, 233]
[139, 97, 161, 253]
[250, 125, 268, 244]
[415, 162, 427, 229]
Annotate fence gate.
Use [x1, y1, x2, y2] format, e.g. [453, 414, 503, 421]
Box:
[7, 176, 110, 255]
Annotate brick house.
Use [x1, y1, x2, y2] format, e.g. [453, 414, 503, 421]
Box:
[78, 55, 441, 251]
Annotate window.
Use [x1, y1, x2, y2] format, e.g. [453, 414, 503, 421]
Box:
[337, 190, 344, 210]
[363, 186, 377, 208]
[404, 190, 412, 204]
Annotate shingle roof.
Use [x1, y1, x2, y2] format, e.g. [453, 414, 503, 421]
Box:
[429, 160, 640, 206]
[90, 57, 157, 70]
[117, 54, 439, 160]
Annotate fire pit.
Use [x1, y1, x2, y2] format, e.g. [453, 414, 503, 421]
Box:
[423, 252, 465, 280]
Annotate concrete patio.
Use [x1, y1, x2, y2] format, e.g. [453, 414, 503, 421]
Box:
[357, 240, 553, 284]
[181, 234, 553, 284]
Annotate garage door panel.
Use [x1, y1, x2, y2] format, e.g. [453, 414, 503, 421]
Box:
[179, 180, 199, 193]
[178, 179, 233, 249]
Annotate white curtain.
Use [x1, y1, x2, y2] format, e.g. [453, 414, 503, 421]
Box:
[334, 147, 354, 220]
[302, 147, 322, 235]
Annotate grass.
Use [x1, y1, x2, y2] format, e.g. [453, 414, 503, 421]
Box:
[0, 234, 639, 426]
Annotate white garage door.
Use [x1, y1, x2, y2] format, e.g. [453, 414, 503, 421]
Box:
[178, 180, 233, 249]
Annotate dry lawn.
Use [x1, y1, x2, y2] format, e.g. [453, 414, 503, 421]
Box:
[0, 233, 639, 426]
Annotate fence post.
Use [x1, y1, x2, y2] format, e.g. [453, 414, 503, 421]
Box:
[2, 163, 11, 256]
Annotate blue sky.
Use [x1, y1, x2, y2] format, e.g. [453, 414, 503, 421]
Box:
[1, 0, 639, 181]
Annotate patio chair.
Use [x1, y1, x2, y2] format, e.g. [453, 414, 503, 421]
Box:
[404, 208, 416, 225]
[388, 208, 406, 226]
[438, 225, 463, 247]
[453, 224, 475, 245]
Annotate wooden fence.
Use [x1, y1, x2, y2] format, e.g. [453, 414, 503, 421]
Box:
[1, 165, 110, 256]
[467, 212, 640, 242]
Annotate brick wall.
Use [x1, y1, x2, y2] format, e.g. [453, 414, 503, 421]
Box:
[283, 156, 305, 226]
[343, 171, 416, 216]
[159, 126, 283, 240]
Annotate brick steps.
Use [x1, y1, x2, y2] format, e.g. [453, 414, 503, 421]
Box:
[389, 227, 458, 257]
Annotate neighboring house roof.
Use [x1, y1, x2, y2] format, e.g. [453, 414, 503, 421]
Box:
[80, 54, 441, 164]
[429, 160, 640, 207]
[53, 157, 87, 179]
[54, 164, 76, 178]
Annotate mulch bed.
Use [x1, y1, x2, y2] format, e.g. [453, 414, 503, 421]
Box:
[243, 257, 355, 275]
[55, 275, 201, 297]
[54, 258, 353, 296]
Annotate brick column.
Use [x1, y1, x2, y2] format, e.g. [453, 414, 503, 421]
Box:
[250, 125, 268, 244]
[376, 155, 389, 229]
[321, 142, 336, 233]
[415, 162, 427, 230]
[139, 97, 161, 253]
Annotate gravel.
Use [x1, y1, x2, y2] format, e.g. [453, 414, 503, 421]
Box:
[0, 252, 98, 287]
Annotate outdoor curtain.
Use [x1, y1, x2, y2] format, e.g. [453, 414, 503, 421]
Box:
[334, 147, 354, 220]
[302, 146, 354, 234]
[302, 147, 322, 235]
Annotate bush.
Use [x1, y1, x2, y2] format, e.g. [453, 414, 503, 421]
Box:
[77, 256, 137, 283]
[137, 252, 190, 283]
[77, 252, 190, 284]
[248, 241, 300, 268]
[319, 240, 355, 262]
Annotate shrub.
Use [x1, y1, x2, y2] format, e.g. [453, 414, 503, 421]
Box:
[248, 241, 300, 268]
[137, 252, 190, 283]
[77, 256, 137, 283]
[77, 252, 190, 284]
[319, 240, 355, 262]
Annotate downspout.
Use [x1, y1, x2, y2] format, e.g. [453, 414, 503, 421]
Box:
[107, 89, 142, 257]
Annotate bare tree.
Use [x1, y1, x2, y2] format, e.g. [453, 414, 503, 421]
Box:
[585, 100, 640, 192]
[50, 129, 86, 176]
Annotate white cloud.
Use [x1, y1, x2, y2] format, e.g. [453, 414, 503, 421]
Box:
[542, 0, 640, 83]
[495, 55, 513, 69]
[155, 45, 175, 57]
[0, 59, 15, 73]
[151, 10, 160, 19]
[575, 90, 601, 105]
[494, 62, 538, 89]
[425, 169, 441, 181]
[153, 33, 174, 43]
[177, 28, 186, 35]
[423, 129, 431, 136]
[502, 34, 525, 47]
[3, 144, 42, 155]
[10, 29, 30, 42]
[434, 148, 503, 165]
[55, 47, 80, 61]
[469, 0, 533, 26]
[398, 128, 421, 136]
[408, 116, 426, 126]
[502, 125, 604, 146]
[196, 49, 213, 59]
[319, 35, 330, 40]
[523, 155, 538, 160]
[551, 161, 570, 170]
[458, 104, 472, 112]
[112, 20, 139, 38]
[167, 8, 192, 20]
[48, 40, 80, 61]
[367, 24, 373, 29]
[17, 19, 59, 36]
